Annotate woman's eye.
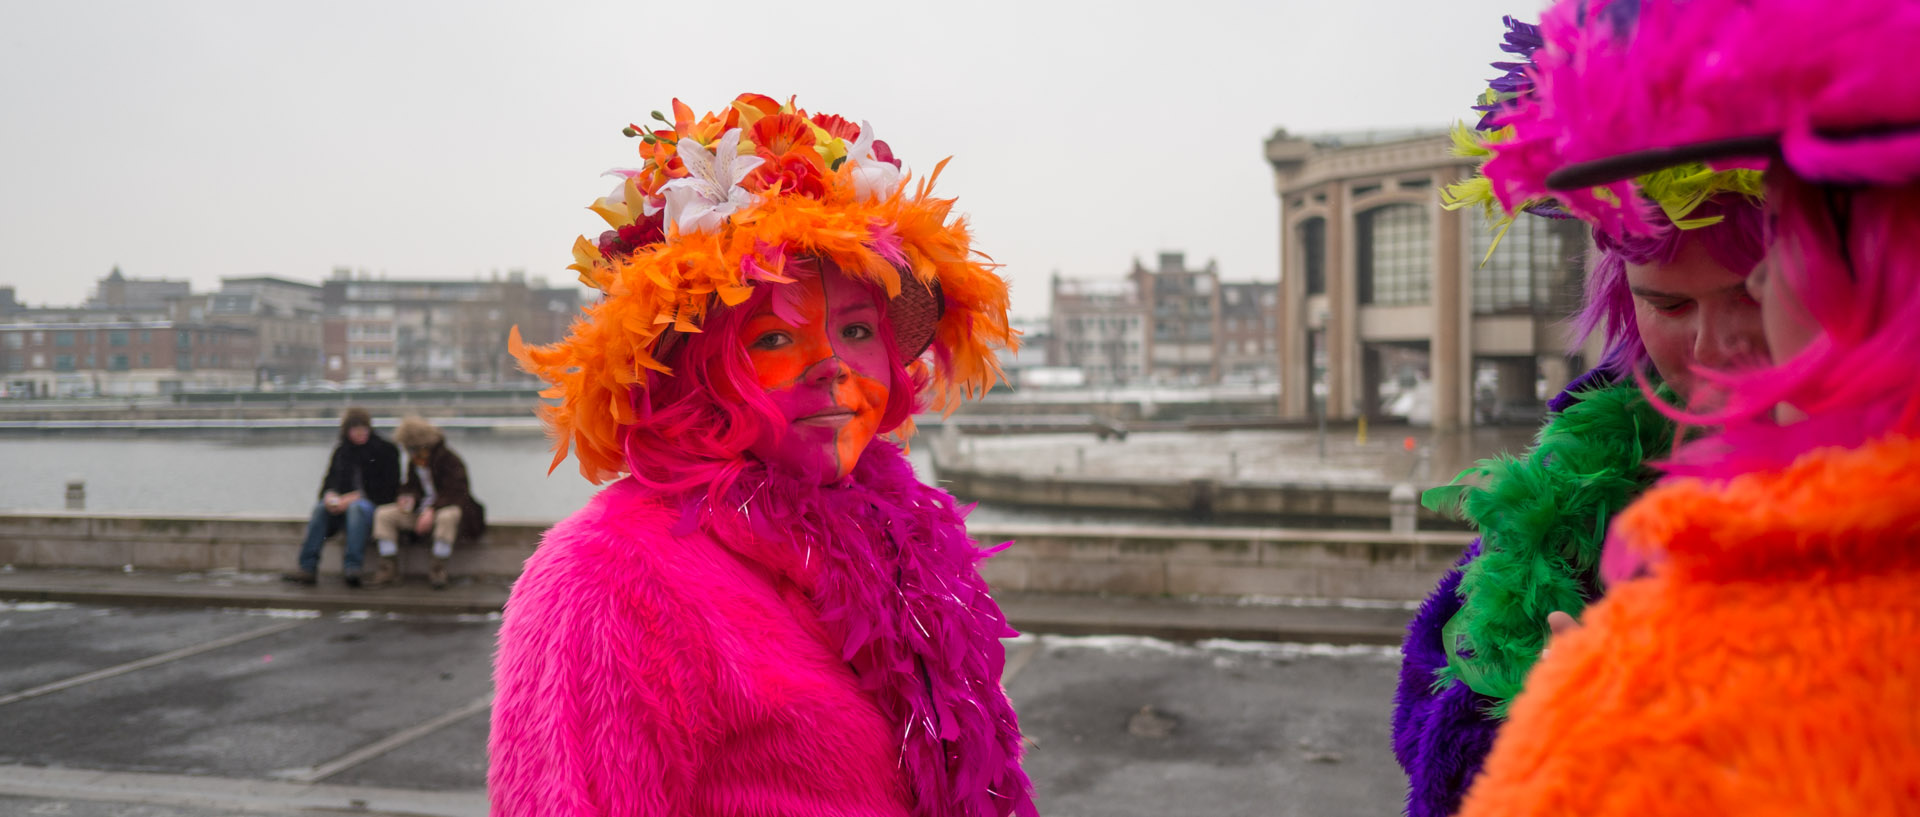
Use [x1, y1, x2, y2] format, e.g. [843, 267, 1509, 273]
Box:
[750, 331, 792, 351]
[842, 323, 875, 341]
[1650, 299, 1694, 316]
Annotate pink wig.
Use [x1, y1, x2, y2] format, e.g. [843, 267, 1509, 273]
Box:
[1575, 198, 1767, 378]
[1672, 173, 1920, 478]
[615, 261, 925, 499]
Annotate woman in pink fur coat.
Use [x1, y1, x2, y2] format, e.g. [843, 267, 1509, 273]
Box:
[491, 93, 1036, 817]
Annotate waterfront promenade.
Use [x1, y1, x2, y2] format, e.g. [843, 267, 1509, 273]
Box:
[0, 577, 1412, 816]
[0, 389, 1484, 814]
[0, 508, 1437, 815]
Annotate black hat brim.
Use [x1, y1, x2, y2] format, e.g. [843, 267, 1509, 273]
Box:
[1545, 134, 1779, 191]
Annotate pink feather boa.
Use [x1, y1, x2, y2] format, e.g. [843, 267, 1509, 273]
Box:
[679, 441, 1038, 817]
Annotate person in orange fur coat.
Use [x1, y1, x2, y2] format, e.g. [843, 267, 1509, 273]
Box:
[1454, 0, 1920, 813]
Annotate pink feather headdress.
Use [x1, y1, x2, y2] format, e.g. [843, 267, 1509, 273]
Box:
[1484, 0, 1920, 237]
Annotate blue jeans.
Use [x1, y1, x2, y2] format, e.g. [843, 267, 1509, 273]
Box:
[297, 499, 374, 574]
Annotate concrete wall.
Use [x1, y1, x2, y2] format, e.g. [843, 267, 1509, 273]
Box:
[937, 468, 1464, 530]
[970, 523, 1470, 601]
[0, 513, 540, 581]
[0, 512, 1473, 602]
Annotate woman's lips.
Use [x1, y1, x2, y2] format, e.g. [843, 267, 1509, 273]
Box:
[795, 408, 856, 427]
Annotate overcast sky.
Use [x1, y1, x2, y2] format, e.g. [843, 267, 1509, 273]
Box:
[1, 0, 1543, 319]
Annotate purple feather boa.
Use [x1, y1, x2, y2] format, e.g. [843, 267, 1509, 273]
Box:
[1392, 368, 1610, 817]
[1392, 542, 1501, 817]
[683, 441, 1037, 817]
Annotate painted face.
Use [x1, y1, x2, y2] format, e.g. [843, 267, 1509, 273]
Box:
[1624, 236, 1768, 408]
[735, 267, 893, 482]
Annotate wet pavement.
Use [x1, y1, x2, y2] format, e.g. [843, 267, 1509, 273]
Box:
[0, 600, 1407, 816]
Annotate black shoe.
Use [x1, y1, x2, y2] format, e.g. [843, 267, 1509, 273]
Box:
[281, 570, 317, 586]
[343, 569, 363, 589]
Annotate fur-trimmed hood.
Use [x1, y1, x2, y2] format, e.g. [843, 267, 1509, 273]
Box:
[393, 416, 444, 450]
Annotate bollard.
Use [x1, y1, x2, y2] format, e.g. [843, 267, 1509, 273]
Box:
[1389, 482, 1418, 535]
[65, 480, 85, 510]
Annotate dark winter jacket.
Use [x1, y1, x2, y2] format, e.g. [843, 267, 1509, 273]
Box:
[400, 442, 486, 546]
[319, 434, 401, 506]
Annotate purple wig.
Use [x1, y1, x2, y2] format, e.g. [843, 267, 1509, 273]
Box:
[1572, 196, 1767, 378]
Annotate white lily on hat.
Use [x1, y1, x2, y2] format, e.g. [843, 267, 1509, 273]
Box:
[661, 128, 764, 235]
[846, 121, 905, 202]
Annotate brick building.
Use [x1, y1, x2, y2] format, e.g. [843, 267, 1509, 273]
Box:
[84, 267, 191, 314]
[0, 321, 259, 397]
[1218, 281, 1280, 383]
[320, 270, 581, 384]
[172, 276, 325, 384]
[1050, 252, 1276, 386]
[1049, 276, 1148, 385]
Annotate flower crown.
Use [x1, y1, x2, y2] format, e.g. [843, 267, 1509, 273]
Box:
[1441, 15, 1763, 246]
[511, 93, 1017, 483]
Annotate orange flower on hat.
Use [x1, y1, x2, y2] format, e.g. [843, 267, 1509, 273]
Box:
[744, 113, 827, 198]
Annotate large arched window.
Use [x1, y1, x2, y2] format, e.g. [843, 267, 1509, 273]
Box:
[1471, 210, 1586, 314]
[1356, 204, 1430, 305]
[1297, 217, 1327, 296]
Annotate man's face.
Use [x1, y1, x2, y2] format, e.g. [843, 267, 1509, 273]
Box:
[347, 425, 371, 445]
[1624, 236, 1768, 408]
[733, 267, 892, 483]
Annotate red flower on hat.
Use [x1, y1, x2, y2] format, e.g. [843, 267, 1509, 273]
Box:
[809, 112, 861, 141]
[595, 213, 666, 257]
[745, 113, 828, 197]
[748, 153, 828, 198]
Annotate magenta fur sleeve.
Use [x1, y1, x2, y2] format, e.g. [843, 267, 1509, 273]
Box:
[487, 511, 713, 815]
[486, 477, 960, 816]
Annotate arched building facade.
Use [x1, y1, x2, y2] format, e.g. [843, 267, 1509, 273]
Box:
[1265, 130, 1592, 431]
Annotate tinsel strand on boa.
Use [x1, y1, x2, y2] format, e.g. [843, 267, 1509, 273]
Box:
[680, 441, 1037, 817]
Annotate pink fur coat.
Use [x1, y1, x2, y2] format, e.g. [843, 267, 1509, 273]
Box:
[489, 446, 1034, 816]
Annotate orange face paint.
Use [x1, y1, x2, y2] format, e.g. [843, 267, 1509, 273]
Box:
[736, 266, 892, 482]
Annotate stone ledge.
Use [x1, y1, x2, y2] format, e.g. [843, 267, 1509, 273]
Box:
[0, 512, 1474, 601]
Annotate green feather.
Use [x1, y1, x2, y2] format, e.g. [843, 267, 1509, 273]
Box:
[1422, 381, 1677, 717]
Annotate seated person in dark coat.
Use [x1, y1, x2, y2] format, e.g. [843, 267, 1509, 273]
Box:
[283, 407, 399, 587]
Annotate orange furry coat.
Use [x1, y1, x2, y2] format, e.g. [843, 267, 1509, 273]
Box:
[1457, 435, 1920, 815]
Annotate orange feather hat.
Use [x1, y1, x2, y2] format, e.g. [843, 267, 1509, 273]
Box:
[511, 93, 1017, 483]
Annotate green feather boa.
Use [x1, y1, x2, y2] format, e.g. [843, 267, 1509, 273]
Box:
[1422, 380, 1675, 716]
